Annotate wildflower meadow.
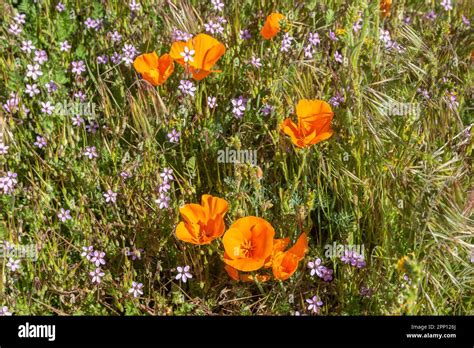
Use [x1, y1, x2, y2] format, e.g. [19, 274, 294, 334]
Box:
[0, 0, 473, 317]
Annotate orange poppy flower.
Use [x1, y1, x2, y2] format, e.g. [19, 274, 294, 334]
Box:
[280, 99, 334, 148]
[175, 194, 228, 245]
[169, 33, 226, 81]
[272, 233, 308, 280]
[133, 52, 174, 86]
[260, 13, 285, 40]
[222, 216, 275, 272]
[380, 0, 392, 17]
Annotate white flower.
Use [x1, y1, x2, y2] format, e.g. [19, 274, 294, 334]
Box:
[128, 281, 144, 297]
[57, 208, 72, 222]
[26, 64, 43, 80]
[40, 101, 54, 114]
[60, 40, 71, 52]
[25, 84, 40, 97]
[90, 268, 105, 284]
[21, 40, 35, 54]
[0, 306, 12, 316]
[175, 266, 193, 283]
[306, 295, 323, 314]
[250, 56, 262, 68]
[160, 167, 174, 182]
[211, 0, 224, 12]
[180, 46, 195, 63]
[103, 190, 117, 203]
[83, 146, 98, 159]
[7, 258, 21, 272]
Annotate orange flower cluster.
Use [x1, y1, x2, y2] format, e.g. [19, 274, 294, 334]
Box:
[133, 33, 225, 86]
[175, 195, 308, 282]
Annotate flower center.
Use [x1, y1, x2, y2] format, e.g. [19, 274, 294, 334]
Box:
[240, 239, 254, 257]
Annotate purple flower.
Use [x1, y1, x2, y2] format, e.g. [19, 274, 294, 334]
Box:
[155, 193, 170, 209]
[97, 55, 108, 65]
[26, 64, 43, 80]
[2, 94, 19, 113]
[403, 17, 412, 25]
[21, 40, 35, 54]
[72, 114, 84, 127]
[240, 29, 251, 40]
[84, 17, 98, 29]
[329, 30, 338, 41]
[14, 13, 26, 25]
[447, 91, 459, 110]
[129, 0, 141, 12]
[211, 0, 224, 12]
[34, 136, 47, 149]
[91, 250, 106, 267]
[250, 56, 262, 68]
[111, 52, 122, 65]
[441, 0, 452, 11]
[40, 101, 54, 115]
[167, 129, 181, 143]
[57, 208, 72, 222]
[45, 80, 58, 93]
[417, 88, 430, 99]
[81, 245, 94, 260]
[231, 96, 247, 118]
[379, 29, 391, 45]
[334, 51, 343, 64]
[83, 146, 98, 159]
[74, 90, 87, 102]
[90, 268, 105, 284]
[308, 32, 320, 46]
[34, 50, 48, 65]
[109, 31, 122, 43]
[261, 104, 273, 116]
[56, 2, 65, 12]
[204, 20, 224, 35]
[25, 84, 40, 97]
[0, 306, 12, 316]
[207, 96, 217, 109]
[175, 265, 192, 283]
[304, 45, 315, 59]
[308, 258, 334, 282]
[329, 92, 345, 107]
[104, 190, 117, 203]
[71, 61, 86, 75]
[86, 121, 99, 134]
[8, 23, 22, 36]
[0, 172, 18, 194]
[0, 142, 9, 155]
[120, 171, 131, 180]
[178, 79, 196, 97]
[160, 167, 174, 182]
[7, 258, 21, 272]
[306, 295, 323, 314]
[281, 33, 293, 52]
[122, 44, 138, 66]
[171, 28, 193, 42]
[341, 250, 366, 268]
[158, 181, 170, 193]
[425, 10, 437, 21]
[126, 247, 143, 261]
[462, 15, 470, 27]
[353, 18, 363, 32]
[129, 281, 144, 297]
